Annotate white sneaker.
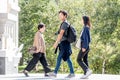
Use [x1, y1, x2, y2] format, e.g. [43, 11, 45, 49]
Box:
[86, 69, 92, 77]
[80, 69, 92, 79]
[49, 72, 57, 77]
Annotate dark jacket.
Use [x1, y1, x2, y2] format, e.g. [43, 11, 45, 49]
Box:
[81, 26, 91, 49]
[59, 40, 72, 61]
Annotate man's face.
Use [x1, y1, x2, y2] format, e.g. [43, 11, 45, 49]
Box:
[59, 13, 66, 21]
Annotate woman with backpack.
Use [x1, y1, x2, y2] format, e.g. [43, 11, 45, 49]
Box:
[77, 16, 92, 79]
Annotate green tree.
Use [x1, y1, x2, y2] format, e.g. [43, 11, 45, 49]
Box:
[19, 0, 120, 74]
[19, 0, 50, 65]
[91, 0, 120, 74]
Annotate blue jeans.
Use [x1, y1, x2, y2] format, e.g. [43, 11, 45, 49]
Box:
[54, 40, 74, 74]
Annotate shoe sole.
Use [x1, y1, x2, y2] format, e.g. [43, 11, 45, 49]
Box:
[80, 77, 89, 79]
[66, 76, 75, 78]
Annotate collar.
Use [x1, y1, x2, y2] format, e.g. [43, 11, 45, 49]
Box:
[38, 31, 42, 34]
[62, 19, 67, 22]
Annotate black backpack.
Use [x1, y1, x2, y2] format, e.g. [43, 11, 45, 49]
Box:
[67, 24, 77, 43]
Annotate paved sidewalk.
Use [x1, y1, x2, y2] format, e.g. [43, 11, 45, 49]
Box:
[0, 73, 120, 80]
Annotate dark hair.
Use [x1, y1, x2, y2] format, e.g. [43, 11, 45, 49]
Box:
[82, 16, 91, 28]
[38, 23, 45, 30]
[59, 10, 68, 18]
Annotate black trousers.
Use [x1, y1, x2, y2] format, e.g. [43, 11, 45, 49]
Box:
[25, 52, 51, 73]
[77, 48, 90, 74]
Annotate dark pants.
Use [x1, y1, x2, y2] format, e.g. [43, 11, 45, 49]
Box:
[25, 52, 51, 73]
[77, 48, 90, 74]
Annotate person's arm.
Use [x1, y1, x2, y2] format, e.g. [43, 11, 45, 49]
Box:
[53, 22, 68, 48]
[33, 33, 38, 47]
[53, 29, 65, 48]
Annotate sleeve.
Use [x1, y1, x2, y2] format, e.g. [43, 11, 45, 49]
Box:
[33, 33, 38, 47]
[82, 27, 89, 49]
[61, 22, 68, 30]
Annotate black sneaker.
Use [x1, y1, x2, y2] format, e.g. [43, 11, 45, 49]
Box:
[23, 70, 29, 77]
[45, 73, 49, 77]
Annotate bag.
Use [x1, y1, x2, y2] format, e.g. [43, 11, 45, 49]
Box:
[28, 46, 37, 54]
[76, 38, 81, 49]
[67, 24, 77, 43]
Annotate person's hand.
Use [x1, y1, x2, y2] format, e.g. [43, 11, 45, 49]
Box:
[53, 42, 58, 49]
[35, 50, 39, 53]
[82, 48, 86, 52]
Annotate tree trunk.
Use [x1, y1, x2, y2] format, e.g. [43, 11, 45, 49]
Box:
[102, 59, 105, 74]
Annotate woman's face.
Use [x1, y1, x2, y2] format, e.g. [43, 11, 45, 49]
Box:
[81, 18, 84, 25]
[40, 26, 45, 33]
[59, 13, 66, 21]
